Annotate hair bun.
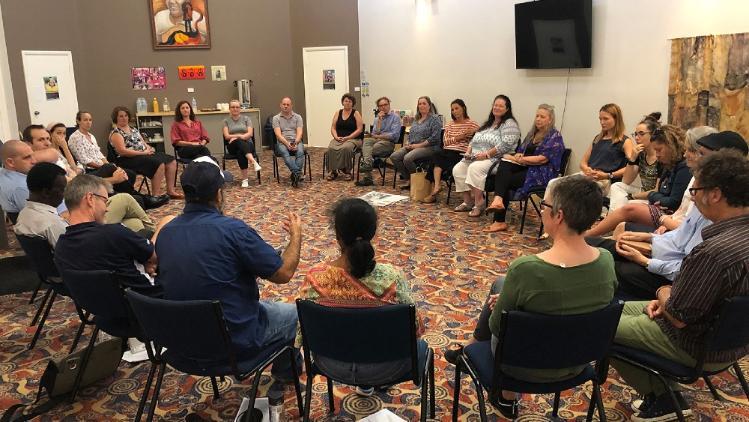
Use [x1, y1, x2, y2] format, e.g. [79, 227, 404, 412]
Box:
[646, 112, 662, 122]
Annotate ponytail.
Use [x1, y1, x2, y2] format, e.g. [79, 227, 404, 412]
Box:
[331, 198, 378, 278]
[346, 238, 376, 278]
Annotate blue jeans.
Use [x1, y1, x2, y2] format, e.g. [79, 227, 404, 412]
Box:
[275, 142, 305, 175]
[259, 301, 300, 381]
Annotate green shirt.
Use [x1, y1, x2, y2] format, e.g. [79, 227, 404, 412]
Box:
[488, 249, 617, 382]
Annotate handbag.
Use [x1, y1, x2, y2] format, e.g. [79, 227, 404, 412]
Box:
[1, 338, 123, 421]
[409, 169, 432, 201]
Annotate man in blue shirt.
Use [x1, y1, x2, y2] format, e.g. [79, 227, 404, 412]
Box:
[355, 96, 402, 186]
[156, 157, 303, 386]
[1, 140, 38, 220]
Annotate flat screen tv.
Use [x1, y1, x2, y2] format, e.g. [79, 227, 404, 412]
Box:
[515, 0, 592, 69]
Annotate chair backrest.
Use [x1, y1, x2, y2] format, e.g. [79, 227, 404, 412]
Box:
[558, 148, 573, 177]
[495, 301, 624, 372]
[264, 115, 277, 148]
[396, 126, 406, 146]
[6, 211, 19, 225]
[125, 289, 238, 368]
[59, 269, 131, 320]
[357, 123, 365, 140]
[15, 234, 59, 279]
[705, 296, 749, 352]
[106, 142, 118, 162]
[296, 299, 419, 376]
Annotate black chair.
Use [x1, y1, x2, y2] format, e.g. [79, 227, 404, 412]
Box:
[222, 135, 261, 185]
[322, 123, 365, 179]
[264, 116, 312, 183]
[172, 147, 193, 187]
[452, 301, 624, 421]
[356, 126, 406, 186]
[107, 142, 151, 194]
[15, 234, 85, 350]
[59, 269, 147, 401]
[6, 211, 19, 224]
[483, 148, 572, 236]
[296, 299, 435, 421]
[125, 289, 303, 422]
[610, 297, 749, 422]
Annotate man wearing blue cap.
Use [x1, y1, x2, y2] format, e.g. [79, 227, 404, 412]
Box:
[155, 156, 303, 399]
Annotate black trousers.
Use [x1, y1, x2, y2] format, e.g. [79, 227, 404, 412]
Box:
[176, 145, 211, 160]
[492, 160, 528, 222]
[472, 277, 505, 341]
[585, 237, 670, 300]
[226, 139, 256, 170]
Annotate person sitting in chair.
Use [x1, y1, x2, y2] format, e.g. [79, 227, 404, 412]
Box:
[14, 162, 68, 249]
[272, 97, 305, 187]
[223, 99, 262, 188]
[355, 96, 402, 187]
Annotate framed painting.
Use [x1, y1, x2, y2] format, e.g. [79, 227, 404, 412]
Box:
[149, 0, 210, 49]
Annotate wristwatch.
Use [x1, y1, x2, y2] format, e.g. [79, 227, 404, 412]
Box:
[608, 172, 614, 180]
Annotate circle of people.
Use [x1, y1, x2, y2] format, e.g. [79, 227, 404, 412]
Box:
[2, 92, 749, 421]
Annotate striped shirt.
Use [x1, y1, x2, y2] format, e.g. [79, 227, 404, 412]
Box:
[443, 119, 479, 153]
[658, 214, 749, 362]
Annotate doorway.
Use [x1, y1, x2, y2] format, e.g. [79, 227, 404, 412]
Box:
[302, 46, 349, 148]
[21, 50, 79, 127]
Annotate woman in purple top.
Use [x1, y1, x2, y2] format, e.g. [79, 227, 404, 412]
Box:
[485, 104, 565, 232]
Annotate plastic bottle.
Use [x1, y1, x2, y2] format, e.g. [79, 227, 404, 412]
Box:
[152, 97, 159, 113]
[162, 97, 170, 112]
[191, 97, 198, 111]
[136, 97, 146, 113]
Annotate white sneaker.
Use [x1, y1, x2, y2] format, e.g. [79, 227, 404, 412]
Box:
[269, 404, 282, 422]
[253, 162, 262, 172]
[241, 178, 249, 188]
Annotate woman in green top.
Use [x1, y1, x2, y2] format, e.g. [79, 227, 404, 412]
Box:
[445, 175, 617, 418]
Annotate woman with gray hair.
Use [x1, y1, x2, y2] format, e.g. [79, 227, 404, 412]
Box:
[484, 104, 565, 232]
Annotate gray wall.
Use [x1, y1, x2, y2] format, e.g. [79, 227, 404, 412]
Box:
[1, 0, 359, 145]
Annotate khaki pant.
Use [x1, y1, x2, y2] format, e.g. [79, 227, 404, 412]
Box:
[612, 301, 729, 396]
[359, 137, 395, 181]
[105, 193, 155, 235]
[326, 139, 362, 173]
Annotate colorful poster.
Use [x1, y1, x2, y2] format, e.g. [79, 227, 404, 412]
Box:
[43, 76, 59, 100]
[132, 67, 167, 90]
[149, 0, 211, 49]
[323, 69, 336, 90]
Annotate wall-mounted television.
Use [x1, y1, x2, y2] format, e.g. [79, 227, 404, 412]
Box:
[515, 0, 592, 69]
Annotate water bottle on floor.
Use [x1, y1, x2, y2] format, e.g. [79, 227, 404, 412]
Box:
[268, 384, 284, 422]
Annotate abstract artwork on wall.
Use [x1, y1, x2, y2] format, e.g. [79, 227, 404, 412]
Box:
[149, 0, 210, 49]
[668, 33, 749, 144]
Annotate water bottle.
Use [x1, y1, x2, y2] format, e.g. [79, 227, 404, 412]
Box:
[191, 97, 198, 111]
[162, 97, 170, 112]
[136, 97, 146, 113]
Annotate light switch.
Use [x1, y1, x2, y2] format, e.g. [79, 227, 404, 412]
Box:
[187, 87, 195, 93]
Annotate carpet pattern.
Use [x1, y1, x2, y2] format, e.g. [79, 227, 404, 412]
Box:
[1, 148, 748, 421]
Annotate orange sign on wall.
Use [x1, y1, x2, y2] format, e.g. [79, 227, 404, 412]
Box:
[177, 65, 206, 80]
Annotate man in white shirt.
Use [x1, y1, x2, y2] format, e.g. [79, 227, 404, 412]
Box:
[14, 162, 68, 248]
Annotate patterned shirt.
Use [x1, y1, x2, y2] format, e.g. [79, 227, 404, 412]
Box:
[443, 119, 479, 153]
[68, 130, 105, 167]
[659, 214, 749, 362]
[470, 119, 521, 157]
[111, 127, 147, 154]
[407, 114, 442, 151]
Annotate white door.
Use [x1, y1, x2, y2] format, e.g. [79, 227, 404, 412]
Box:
[21, 50, 79, 127]
[302, 46, 349, 148]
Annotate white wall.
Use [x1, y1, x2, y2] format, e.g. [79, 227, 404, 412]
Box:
[358, 0, 749, 169]
[0, 2, 18, 142]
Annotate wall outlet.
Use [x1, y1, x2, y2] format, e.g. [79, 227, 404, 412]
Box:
[187, 87, 195, 93]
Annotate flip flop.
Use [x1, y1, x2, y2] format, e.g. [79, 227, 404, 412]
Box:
[325, 172, 338, 181]
[485, 202, 505, 214]
[468, 206, 485, 217]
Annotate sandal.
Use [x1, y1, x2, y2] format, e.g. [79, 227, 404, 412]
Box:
[454, 202, 473, 212]
[325, 171, 338, 181]
[468, 205, 485, 217]
[485, 198, 505, 214]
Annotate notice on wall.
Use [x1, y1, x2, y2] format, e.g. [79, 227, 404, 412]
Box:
[132, 67, 166, 90]
[211, 65, 226, 81]
[323, 69, 335, 90]
[43, 76, 59, 100]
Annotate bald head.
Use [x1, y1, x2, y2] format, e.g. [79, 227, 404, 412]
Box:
[2, 140, 37, 174]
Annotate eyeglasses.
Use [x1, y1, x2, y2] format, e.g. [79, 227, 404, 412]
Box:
[632, 131, 651, 137]
[540, 200, 553, 211]
[688, 186, 710, 196]
[377, 103, 389, 108]
[90, 192, 109, 203]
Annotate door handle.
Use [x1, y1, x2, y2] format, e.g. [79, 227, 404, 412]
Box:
[33, 111, 40, 116]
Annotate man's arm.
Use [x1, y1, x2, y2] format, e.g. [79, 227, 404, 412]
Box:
[267, 212, 302, 284]
[653, 286, 686, 328]
[381, 115, 400, 142]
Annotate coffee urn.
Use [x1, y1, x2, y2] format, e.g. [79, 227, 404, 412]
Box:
[234, 79, 252, 109]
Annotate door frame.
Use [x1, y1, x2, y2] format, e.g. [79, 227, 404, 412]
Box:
[302, 46, 349, 147]
[21, 50, 78, 126]
[0, 3, 18, 141]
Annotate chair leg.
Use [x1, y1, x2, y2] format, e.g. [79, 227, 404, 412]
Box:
[134, 361, 158, 422]
[28, 277, 43, 304]
[327, 377, 335, 414]
[303, 372, 314, 422]
[429, 353, 436, 418]
[69, 310, 90, 353]
[703, 375, 723, 401]
[552, 391, 561, 417]
[242, 365, 265, 422]
[30, 286, 52, 326]
[146, 362, 167, 422]
[420, 362, 428, 422]
[472, 374, 489, 422]
[289, 348, 304, 417]
[452, 359, 462, 422]
[70, 326, 99, 402]
[210, 376, 221, 400]
[28, 290, 56, 350]
[306, 153, 312, 181]
[661, 381, 686, 422]
[520, 197, 530, 234]
[595, 381, 607, 422]
[733, 362, 749, 402]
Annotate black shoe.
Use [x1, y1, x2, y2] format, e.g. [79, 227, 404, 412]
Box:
[443, 345, 463, 365]
[143, 195, 168, 210]
[355, 178, 374, 186]
[290, 172, 299, 187]
[632, 392, 692, 422]
[489, 395, 518, 419]
[399, 184, 411, 190]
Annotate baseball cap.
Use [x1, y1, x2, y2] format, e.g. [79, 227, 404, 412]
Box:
[696, 131, 748, 155]
[180, 156, 232, 199]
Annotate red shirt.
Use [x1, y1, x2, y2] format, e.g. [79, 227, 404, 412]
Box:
[170, 119, 210, 146]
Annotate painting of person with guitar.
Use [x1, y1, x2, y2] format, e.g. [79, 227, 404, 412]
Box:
[150, 0, 210, 49]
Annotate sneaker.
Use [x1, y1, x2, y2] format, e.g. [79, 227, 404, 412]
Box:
[355, 178, 374, 187]
[253, 162, 262, 172]
[241, 178, 249, 188]
[631, 392, 692, 422]
[631, 394, 654, 413]
[355, 386, 375, 397]
[268, 404, 282, 422]
[489, 395, 518, 419]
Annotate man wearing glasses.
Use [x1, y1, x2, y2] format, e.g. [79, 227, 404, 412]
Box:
[355, 96, 401, 186]
[612, 147, 749, 421]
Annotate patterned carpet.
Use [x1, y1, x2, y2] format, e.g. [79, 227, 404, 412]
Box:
[1, 147, 748, 421]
